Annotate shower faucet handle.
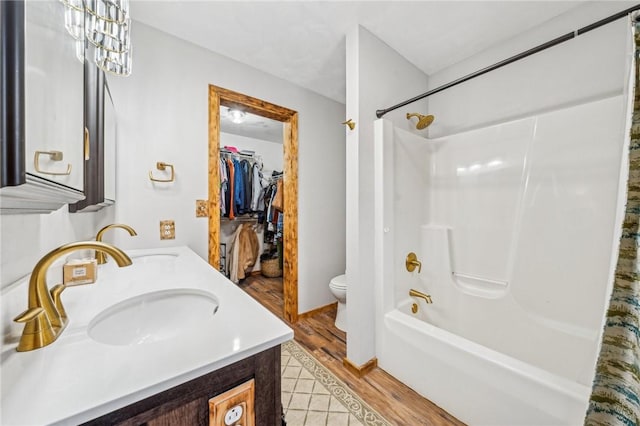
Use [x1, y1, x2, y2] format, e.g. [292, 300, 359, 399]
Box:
[406, 252, 422, 273]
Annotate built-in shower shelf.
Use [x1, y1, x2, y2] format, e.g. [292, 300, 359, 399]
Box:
[451, 271, 509, 299]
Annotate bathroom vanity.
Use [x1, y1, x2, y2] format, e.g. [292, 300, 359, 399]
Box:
[0, 246, 293, 425]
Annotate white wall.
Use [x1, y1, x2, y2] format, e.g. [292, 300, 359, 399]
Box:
[346, 25, 429, 365]
[427, 2, 634, 137]
[108, 22, 345, 314]
[1, 207, 115, 288]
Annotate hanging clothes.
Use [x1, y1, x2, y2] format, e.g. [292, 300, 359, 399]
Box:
[227, 223, 260, 283]
[220, 149, 271, 220]
[226, 158, 235, 219]
[251, 162, 263, 211]
[264, 182, 277, 226]
[219, 158, 228, 216]
[271, 178, 284, 212]
[233, 158, 244, 216]
[240, 159, 252, 215]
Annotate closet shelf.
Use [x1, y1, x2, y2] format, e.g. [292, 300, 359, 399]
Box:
[221, 216, 260, 223]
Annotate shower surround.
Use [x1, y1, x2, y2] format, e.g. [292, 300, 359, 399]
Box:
[373, 92, 629, 424]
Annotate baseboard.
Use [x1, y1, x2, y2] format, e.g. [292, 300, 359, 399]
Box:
[298, 302, 337, 320]
[342, 356, 378, 378]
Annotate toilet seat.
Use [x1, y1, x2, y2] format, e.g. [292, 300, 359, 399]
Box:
[329, 274, 347, 332]
[330, 274, 347, 289]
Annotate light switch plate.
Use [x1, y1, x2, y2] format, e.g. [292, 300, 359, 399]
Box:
[159, 220, 175, 240]
[209, 379, 255, 426]
[196, 200, 209, 218]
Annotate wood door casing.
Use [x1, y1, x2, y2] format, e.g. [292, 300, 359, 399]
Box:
[208, 85, 299, 323]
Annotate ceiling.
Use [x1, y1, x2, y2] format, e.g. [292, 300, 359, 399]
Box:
[129, 1, 595, 105]
[131, 1, 640, 142]
[220, 106, 283, 143]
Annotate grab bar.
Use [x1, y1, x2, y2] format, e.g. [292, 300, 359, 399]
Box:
[409, 289, 432, 304]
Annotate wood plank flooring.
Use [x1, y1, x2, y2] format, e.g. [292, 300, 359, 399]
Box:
[238, 275, 465, 426]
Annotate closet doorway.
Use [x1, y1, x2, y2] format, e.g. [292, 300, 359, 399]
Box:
[208, 85, 299, 323]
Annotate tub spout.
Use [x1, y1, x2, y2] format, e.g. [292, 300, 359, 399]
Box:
[410, 288, 432, 304]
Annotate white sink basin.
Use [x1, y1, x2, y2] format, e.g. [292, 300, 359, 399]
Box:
[88, 289, 220, 346]
[130, 253, 179, 264]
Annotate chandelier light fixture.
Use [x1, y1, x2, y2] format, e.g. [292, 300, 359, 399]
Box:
[60, 0, 132, 76]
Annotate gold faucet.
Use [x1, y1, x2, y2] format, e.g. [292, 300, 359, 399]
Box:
[409, 288, 433, 304]
[13, 241, 132, 352]
[95, 224, 137, 264]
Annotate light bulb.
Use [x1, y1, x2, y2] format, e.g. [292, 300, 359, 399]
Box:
[229, 109, 246, 124]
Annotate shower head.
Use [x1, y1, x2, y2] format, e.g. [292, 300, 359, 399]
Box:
[406, 113, 435, 130]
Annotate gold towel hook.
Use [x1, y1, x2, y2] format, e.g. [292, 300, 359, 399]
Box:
[34, 150, 72, 176]
[342, 119, 356, 130]
[149, 162, 175, 183]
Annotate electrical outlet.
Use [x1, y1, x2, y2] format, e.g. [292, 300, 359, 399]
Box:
[209, 379, 254, 426]
[224, 404, 244, 425]
[159, 220, 175, 240]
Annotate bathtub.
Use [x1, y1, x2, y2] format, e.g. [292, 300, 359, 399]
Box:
[373, 94, 628, 425]
[377, 247, 595, 424]
[381, 302, 590, 424]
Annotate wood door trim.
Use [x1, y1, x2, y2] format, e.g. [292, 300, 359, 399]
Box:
[208, 85, 298, 323]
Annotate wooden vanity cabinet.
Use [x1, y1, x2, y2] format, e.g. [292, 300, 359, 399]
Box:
[82, 346, 281, 426]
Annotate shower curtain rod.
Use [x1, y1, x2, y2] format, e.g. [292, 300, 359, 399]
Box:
[376, 4, 640, 119]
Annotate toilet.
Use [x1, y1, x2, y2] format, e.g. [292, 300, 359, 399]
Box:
[329, 274, 347, 332]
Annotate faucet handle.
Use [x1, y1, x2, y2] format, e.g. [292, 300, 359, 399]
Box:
[14, 307, 57, 352]
[50, 284, 68, 321]
[14, 307, 46, 323]
[406, 252, 422, 273]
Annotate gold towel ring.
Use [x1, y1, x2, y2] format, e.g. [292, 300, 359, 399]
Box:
[34, 150, 72, 176]
[149, 162, 175, 183]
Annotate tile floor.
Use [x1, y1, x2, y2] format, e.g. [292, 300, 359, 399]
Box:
[281, 346, 364, 426]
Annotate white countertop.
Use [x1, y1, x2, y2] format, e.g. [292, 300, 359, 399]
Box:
[1, 246, 293, 425]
